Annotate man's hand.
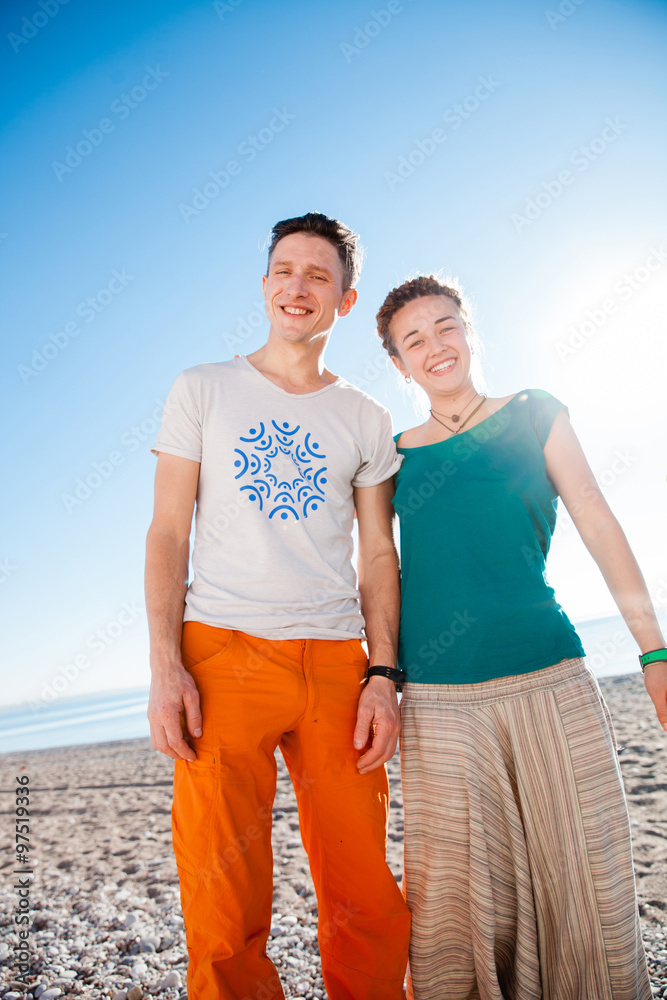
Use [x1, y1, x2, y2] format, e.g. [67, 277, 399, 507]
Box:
[148, 661, 202, 761]
[353, 675, 400, 774]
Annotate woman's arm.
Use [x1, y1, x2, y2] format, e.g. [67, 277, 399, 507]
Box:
[543, 411, 667, 730]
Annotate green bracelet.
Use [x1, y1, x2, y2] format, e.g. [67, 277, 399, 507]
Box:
[638, 648, 667, 672]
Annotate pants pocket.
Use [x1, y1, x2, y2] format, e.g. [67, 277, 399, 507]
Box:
[172, 752, 220, 877]
[181, 623, 236, 670]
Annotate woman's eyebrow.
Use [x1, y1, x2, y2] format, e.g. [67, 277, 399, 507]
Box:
[403, 315, 455, 341]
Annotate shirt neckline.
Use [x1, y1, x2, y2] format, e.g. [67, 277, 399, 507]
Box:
[396, 391, 523, 450]
[238, 355, 343, 399]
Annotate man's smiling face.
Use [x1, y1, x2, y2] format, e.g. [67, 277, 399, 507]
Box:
[263, 232, 357, 345]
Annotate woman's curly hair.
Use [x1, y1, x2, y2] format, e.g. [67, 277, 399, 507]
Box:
[376, 275, 473, 356]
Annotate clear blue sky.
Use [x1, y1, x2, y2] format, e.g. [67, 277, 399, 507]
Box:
[1, 0, 666, 709]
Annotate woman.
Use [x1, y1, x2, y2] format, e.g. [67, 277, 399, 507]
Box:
[376, 274, 667, 1000]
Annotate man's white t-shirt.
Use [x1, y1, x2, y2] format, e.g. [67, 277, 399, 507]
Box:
[152, 356, 401, 640]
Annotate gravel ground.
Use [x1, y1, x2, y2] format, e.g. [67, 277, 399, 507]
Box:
[0, 672, 665, 998]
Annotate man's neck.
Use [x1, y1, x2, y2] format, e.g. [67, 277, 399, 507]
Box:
[246, 334, 337, 395]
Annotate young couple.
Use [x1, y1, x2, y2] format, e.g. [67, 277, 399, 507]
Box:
[146, 212, 667, 1000]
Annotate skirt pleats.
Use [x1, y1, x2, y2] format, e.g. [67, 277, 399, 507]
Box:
[400, 658, 651, 1000]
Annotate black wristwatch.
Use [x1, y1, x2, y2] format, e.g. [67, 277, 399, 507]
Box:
[366, 665, 406, 692]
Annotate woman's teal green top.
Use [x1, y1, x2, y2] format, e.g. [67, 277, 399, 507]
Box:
[393, 389, 585, 684]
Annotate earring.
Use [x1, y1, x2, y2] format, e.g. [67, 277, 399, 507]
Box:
[404, 375, 412, 384]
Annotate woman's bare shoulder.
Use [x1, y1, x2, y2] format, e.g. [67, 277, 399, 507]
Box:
[395, 423, 430, 449]
[485, 392, 517, 415]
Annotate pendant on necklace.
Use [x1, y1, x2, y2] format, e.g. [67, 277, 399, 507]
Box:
[451, 414, 460, 423]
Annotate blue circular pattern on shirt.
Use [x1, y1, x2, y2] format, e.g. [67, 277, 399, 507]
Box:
[234, 420, 328, 522]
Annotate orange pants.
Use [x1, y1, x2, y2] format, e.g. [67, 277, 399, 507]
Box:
[173, 622, 410, 1000]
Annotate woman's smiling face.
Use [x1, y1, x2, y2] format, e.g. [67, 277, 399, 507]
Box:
[389, 294, 474, 397]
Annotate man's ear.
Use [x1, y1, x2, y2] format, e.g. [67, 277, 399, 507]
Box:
[338, 288, 358, 318]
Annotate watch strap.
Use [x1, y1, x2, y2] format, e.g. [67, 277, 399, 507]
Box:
[366, 665, 406, 691]
[638, 648, 667, 672]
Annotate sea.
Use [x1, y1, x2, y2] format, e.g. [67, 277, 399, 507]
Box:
[0, 614, 662, 755]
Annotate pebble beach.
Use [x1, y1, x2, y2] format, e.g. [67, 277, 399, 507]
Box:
[1, 672, 666, 999]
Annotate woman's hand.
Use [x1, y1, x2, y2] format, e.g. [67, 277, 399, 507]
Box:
[643, 661, 667, 731]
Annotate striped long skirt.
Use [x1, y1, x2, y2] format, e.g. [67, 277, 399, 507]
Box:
[400, 657, 651, 1000]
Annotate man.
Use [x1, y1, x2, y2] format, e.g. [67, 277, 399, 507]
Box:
[146, 212, 410, 1000]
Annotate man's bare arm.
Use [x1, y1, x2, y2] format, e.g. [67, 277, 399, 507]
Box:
[352, 478, 402, 774]
[145, 452, 201, 760]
